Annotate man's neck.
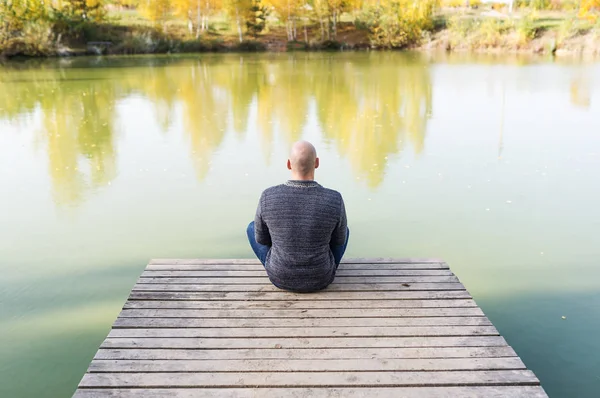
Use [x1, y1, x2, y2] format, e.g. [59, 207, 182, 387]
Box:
[290, 173, 315, 181]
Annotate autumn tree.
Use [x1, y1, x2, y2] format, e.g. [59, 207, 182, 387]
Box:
[172, 0, 203, 37]
[224, 0, 252, 42]
[579, 0, 600, 22]
[269, 0, 302, 40]
[139, 0, 172, 28]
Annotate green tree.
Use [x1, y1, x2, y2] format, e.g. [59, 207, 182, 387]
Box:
[61, 0, 106, 22]
[246, 0, 269, 38]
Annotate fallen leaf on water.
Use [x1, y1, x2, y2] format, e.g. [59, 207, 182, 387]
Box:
[561, 316, 566, 320]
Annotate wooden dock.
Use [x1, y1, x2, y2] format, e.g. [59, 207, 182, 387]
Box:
[74, 258, 547, 397]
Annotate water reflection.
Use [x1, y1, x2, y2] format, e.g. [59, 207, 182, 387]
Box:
[570, 76, 591, 108]
[0, 68, 117, 205]
[0, 54, 435, 205]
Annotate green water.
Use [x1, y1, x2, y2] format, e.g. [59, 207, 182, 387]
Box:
[0, 53, 599, 397]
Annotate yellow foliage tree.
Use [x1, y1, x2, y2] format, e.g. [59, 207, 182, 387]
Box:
[139, 0, 172, 26]
[173, 0, 204, 36]
[267, 0, 302, 40]
[224, 0, 253, 42]
[579, 0, 600, 22]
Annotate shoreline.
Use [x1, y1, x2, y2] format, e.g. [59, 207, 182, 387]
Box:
[2, 18, 599, 60]
[3, 36, 599, 62]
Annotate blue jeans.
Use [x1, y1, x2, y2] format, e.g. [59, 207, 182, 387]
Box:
[246, 222, 270, 265]
[246, 222, 349, 267]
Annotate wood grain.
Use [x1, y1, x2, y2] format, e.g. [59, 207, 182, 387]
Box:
[74, 386, 549, 398]
[87, 357, 525, 373]
[95, 346, 519, 360]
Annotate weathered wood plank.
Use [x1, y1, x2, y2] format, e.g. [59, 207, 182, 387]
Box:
[79, 370, 539, 388]
[128, 290, 472, 301]
[149, 258, 444, 265]
[123, 299, 478, 310]
[146, 263, 450, 271]
[95, 346, 518, 360]
[107, 325, 499, 338]
[74, 386, 549, 398]
[113, 316, 493, 328]
[137, 276, 460, 285]
[132, 283, 466, 292]
[141, 269, 455, 278]
[88, 357, 525, 373]
[117, 307, 484, 319]
[100, 336, 508, 349]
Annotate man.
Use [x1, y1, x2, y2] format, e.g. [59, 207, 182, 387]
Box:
[247, 141, 349, 292]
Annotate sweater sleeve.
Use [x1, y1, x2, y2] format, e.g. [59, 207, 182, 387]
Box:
[330, 194, 348, 246]
[254, 192, 272, 246]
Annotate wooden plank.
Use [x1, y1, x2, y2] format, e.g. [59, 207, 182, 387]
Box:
[78, 370, 539, 388]
[131, 283, 466, 292]
[149, 258, 444, 265]
[88, 357, 525, 373]
[146, 263, 450, 271]
[100, 336, 508, 349]
[141, 269, 455, 277]
[95, 346, 519, 360]
[74, 386, 549, 398]
[113, 316, 493, 328]
[107, 325, 499, 338]
[123, 299, 478, 310]
[128, 290, 473, 301]
[117, 307, 484, 318]
[137, 276, 460, 285]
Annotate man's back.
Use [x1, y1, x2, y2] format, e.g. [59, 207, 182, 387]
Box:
[254, 180, 347, 292]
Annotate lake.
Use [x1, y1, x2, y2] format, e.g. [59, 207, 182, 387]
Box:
[0, 52, 599, 397]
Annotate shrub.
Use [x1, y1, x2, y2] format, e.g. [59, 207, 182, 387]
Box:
[111, 31, 160, 54]
[318, 40, 343, 50]
[358, 0, 439, 49]
[475, 18, 510, 47]
[516, 12, 539, 43]
[235, 40, 267, 52]
[178, 39, 211, 53]
[286, 41, 308, 51]
[1, 21, 56, 57]
[448, 14, 475, 39]
[530, 0, 550, 10]
[442, 0, 482, 8]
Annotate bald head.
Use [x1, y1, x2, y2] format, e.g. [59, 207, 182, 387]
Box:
[288, 141, 319, 179]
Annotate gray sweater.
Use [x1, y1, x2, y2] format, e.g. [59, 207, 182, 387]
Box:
[254, 180, 347, 292]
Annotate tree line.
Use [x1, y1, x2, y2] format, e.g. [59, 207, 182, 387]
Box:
[1, 0, 440, 53]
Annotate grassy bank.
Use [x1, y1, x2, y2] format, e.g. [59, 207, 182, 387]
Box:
[427, 9, 600, 55]
[1, 3, 599, 58]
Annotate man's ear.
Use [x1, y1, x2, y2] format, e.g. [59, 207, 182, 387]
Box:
[315, 157, 320, 169]
[287, 159, 292, 170]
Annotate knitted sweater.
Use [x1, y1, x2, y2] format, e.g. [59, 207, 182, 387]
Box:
[254, 180, 347, 292]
